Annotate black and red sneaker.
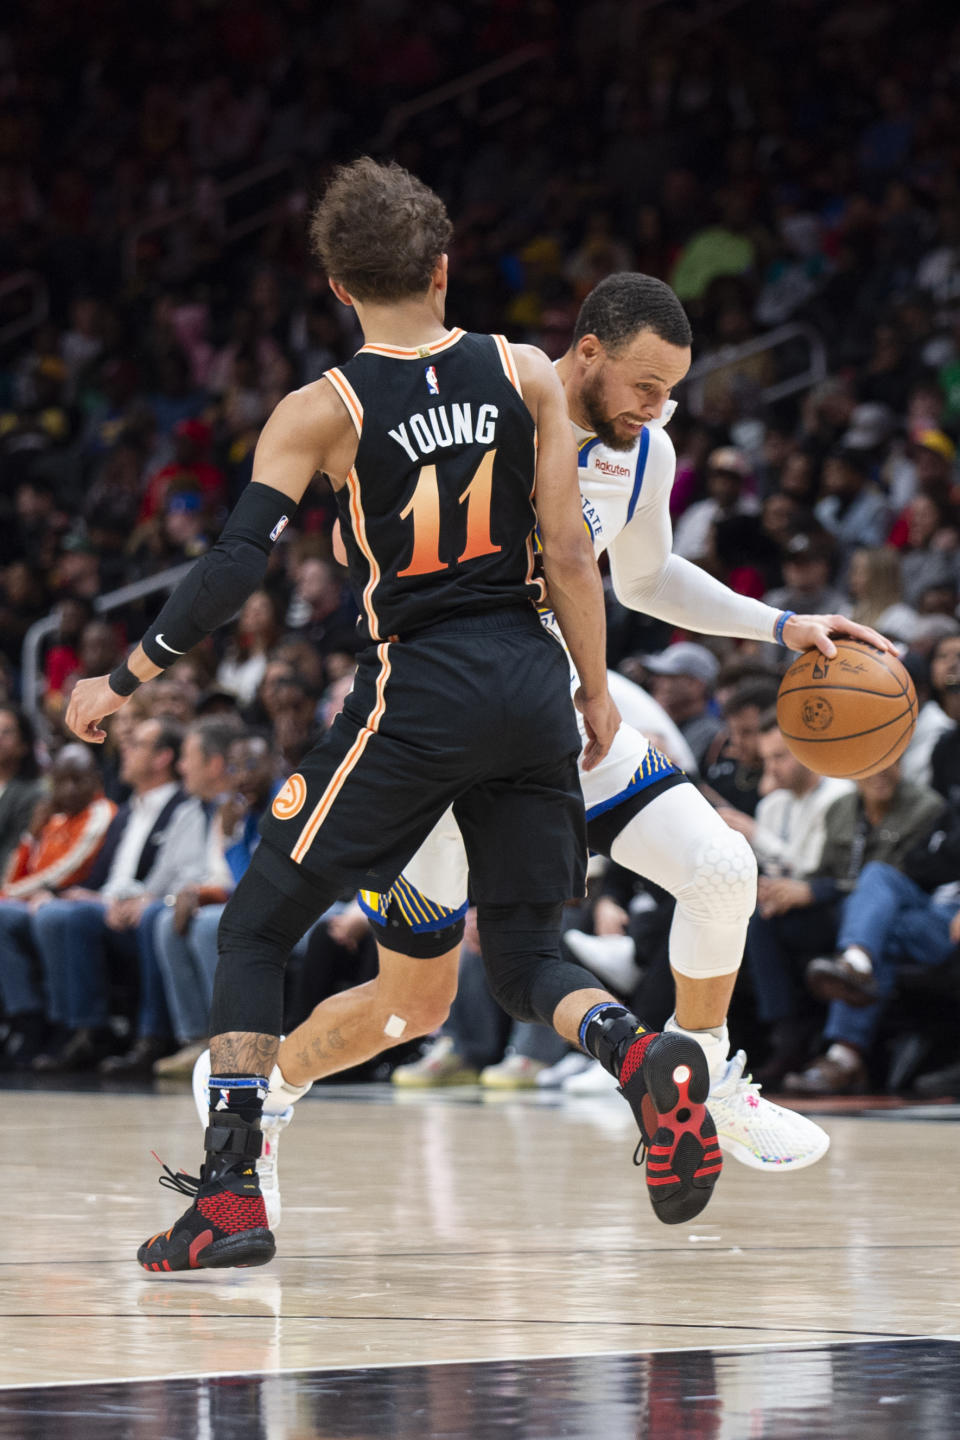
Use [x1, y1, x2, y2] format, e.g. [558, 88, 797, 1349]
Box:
[618, 1031, 722, 1226]
[138, 1161, 276, 1272]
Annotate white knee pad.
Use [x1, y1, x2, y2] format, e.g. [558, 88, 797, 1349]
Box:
[676, 828, 757, 926]
[607, 785, 757, 981]
[670, 829, 756, 980]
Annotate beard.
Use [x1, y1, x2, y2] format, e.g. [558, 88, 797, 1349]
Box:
[579, 367, 640, 452]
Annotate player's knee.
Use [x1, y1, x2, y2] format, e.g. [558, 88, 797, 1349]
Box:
[677, 829, 757, 925]
[373, 968, 458, 1042]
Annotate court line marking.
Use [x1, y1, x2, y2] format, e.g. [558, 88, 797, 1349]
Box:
[1, 1334, 955, 1391]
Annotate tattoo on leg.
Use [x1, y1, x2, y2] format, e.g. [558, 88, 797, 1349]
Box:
[211, 1031, 279, 1075]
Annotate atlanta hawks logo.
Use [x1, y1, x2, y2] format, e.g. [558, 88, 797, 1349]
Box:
[801, 696, 834, 732]
[272, 772, 307, 820]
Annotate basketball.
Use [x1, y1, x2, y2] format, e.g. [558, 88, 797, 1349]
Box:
[776, 639, 918, 779]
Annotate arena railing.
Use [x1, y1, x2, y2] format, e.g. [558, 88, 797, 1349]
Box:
[122, 157, 296, 285]
[0, 271, 50, 351]
[374, 44, 550, 147]
[21, 562, 194, 728]
[681, 322, 828, 417]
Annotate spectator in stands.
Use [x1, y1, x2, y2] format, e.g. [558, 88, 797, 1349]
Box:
[815, 448, 892, 569]
[702, 678, 780, 817]
[747, 761, 943, 1096]
[138, 418, 225, 523]
[216, 590, 284, 706]
[269, 672, 320, 769]
[0, 746, 115, 1067]
[735, 713, 854, 1083]
[151, 731, 279, 1077]
[28, 718, 188, 1073]
[0, 706, 44, 878]
[98, 716, 241, 1076]
[284, 555, 356, 659]
[899, 494, 960, 607]
[42, 596, 94, 706]
[902, 633, 960, 786]
[764, 531, 849, 617]
[846, 547, 918, 642]
[672, 447, 759, 564]
[640, 642, 724, 772]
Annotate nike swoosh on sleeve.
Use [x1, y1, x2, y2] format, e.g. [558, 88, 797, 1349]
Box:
[155, 635, 186, 655]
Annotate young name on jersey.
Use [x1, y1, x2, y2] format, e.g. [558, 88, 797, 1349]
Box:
[389, 403, 499, 463]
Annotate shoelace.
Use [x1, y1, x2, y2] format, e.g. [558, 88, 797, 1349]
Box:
[712, 1050, 763, 1103]
[152, 1151, 202, 1198]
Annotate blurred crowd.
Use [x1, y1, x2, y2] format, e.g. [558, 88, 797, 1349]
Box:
[1, 0, 959, 1097]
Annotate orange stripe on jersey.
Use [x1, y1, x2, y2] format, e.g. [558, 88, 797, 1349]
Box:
[344, 467, 381, 641]
[358, 328, 465, 359]
[493, 334, 522, 395]
[524, 427, 546, 602]
[325, 368, 364, 435]
[290, 644, 392, 863]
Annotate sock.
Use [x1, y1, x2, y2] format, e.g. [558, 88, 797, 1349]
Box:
[841, 945, 873, 975]
[665, 1014, 730, 1085]
[579, 1003, 650, 1079]
[208, 1074, 268, 1125]
[265, 1062, 312, 1115]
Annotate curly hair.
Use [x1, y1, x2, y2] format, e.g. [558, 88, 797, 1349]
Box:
[309, 157, 453, 302]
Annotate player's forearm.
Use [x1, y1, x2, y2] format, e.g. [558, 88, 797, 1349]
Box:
[109, 482, 294, 696]
[541, 544, 609, 699]
[613, 552, 782, 644]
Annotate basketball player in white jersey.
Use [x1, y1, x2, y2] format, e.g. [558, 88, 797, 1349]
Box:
[194, 274, 893, 1225]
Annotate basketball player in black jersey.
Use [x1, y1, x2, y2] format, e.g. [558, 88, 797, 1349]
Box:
[68, 159, 722, 1271]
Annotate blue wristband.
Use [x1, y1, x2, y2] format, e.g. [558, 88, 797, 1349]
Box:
[774, 610, 795, 646]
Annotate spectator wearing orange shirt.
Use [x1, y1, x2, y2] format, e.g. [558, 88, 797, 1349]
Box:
[0, 747, 114, 1066]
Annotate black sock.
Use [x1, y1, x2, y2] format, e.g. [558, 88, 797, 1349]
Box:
[208, 1074, 268, 1125]
[579, 1004, 649, 1079]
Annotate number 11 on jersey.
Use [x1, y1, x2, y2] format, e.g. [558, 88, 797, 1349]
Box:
[398, 449, 501, 578]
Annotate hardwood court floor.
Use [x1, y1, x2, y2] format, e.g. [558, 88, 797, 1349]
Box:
[1, 1083, 957, 1436]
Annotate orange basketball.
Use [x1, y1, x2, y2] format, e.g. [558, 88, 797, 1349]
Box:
[776, 639, 918, 779]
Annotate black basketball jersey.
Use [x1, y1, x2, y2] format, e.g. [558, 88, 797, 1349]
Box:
[324, 329, 545, 643]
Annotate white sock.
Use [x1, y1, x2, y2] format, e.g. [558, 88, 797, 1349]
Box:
[265, 1061, 312, 1115]
[825, 1042, 861, 1071]
[841, 945, 873, 975]
[665, 1013, 730, 1084]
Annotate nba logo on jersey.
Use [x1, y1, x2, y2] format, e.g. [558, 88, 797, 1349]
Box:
[424, 365, 439, 395]
[269, 515, 290, 543]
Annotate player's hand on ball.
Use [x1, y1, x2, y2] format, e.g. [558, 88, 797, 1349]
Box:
[782, 613, 898, 659]
[65, 674, 129, 744]
[575, 687, 621, 771]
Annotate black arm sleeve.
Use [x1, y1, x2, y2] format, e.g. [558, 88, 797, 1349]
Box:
[140, 483, 296, 670]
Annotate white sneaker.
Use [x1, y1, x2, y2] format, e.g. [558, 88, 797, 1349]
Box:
[709, 1049, 830, 1171]
[391, 1035, 478, 1087]
[562, 931, 641, 993]
[258, 1109, 292, 1230]
[479, 1053, 546, 1089]
[562, 1058, 620, 1095]
[536, 1051, 595, 1088]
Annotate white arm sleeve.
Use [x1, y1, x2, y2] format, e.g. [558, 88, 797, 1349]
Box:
[607, 428, 784, 644]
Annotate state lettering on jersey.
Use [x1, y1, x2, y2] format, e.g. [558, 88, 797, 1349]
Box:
[582, 497, 603, 542]
[389, 403, 499, 463]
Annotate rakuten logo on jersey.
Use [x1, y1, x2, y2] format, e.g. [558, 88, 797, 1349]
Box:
[594, 458, 632, 478]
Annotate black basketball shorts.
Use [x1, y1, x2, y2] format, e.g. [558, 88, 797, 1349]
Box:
[257, 606, 587, 908]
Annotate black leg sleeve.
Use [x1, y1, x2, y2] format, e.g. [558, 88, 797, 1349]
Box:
[210, 844, 341, 1038]
[476, 901, 602, 1028]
